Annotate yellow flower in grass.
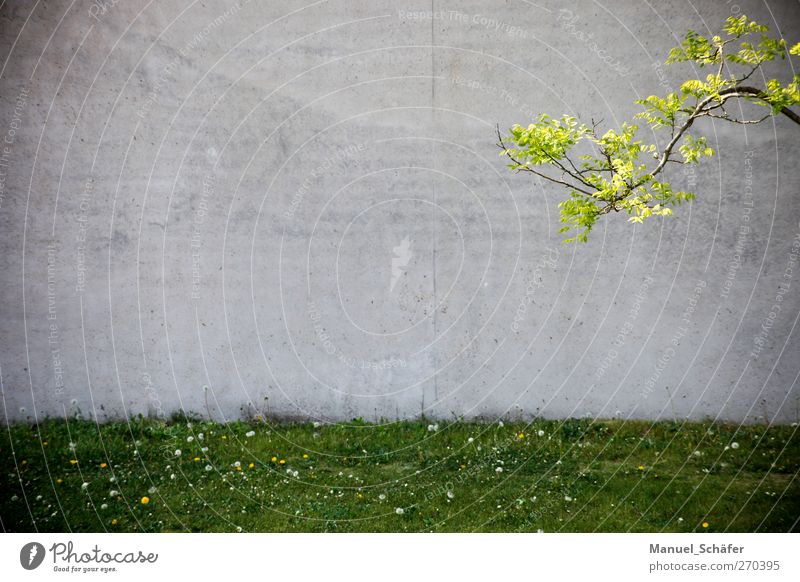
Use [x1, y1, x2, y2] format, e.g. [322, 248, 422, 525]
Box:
[638, 465, 645, 471]
[518, 433, 525, 440]
[702, 522, 709, 528]
[70, 460, 78, 465]
[111, 519, 118, 525]
[141, 496, 150, 505]
[194, 457, 200, 462]
[279, 459, 286, 465]
[303, 454, 309, 459]
[56, 478, 63, 484]
[100, 463, 107, 468]
[248, 463, 255, 469]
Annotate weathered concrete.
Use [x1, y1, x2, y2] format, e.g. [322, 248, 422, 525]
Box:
[1, 0, 798, 424]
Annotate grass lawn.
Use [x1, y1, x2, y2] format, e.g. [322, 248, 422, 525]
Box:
[2, 417, 798, 532]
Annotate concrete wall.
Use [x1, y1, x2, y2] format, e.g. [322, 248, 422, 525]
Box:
[1, 0, 799, 424]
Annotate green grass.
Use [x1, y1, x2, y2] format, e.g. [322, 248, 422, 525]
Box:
[2, 416, 798, 532]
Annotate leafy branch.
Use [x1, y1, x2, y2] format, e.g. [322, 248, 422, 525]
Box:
[499, 15, 800, 243]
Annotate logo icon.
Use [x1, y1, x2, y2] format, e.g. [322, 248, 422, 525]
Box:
[390, 236, 413, 292]
[20, 542, 46, 570]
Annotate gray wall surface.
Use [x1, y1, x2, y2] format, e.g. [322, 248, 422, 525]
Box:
[1, 0, 799, 424]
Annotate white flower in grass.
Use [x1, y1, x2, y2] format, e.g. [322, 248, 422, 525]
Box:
[467, 437, 474, 443]
[68, 442, 76, 451]
[731, 442, 740, 449]
[378, 494, 386, 501]
[537, 430, 545, 437]
[447, 490, 455, 499]
[498, 421, 504, 427]
[109, 490, 119, 497]
[395, 507, 404, 515]
[495, 466, 503, 474]
[564, 495, 572, 502]
[313, 422, 321, 428]
[174, 449, 182, 457]
[148, 486, 157, 494]
[81, 482, 89, 491]
[427, 424, 439, 432]
[100, 503, 108, 510]
[205, 465, 212, 472]
[233, 461, 241, 468]
[198, 433, 204, 440]
[245, 431, 255, 438]
[186, 436, 194, 443]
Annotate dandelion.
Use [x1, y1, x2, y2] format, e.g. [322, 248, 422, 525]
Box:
[68, 442, 76, 451]
[70, 459, 78, 465]
[731, 442, 739, 449]
[100, 503, 108, 510]
[518, 433, 525, 439]
[638, 465, 645, 471]
[141, 496, 150, 505]
[110, 490, 119, 497]
[498, 421, 504, 427]
[495, 467, 503, 474]
[245, 431, 256, 438]
[447, 490, 455, 499]
[379, 494, 386, 501]
[56, 478, 63, 484]
[248, 463, 255, 469]
[467, 437, 474, 443]
[427, 423, 439, 432]
[148, 486, 157, 494]
[100, 463, 107, 468]
[271, 456, 277, 462]
[313, 422, 321, 428]
[303, 454, 309, 459]
[537, 430, 545, 437]
[194, 457, 200, 462]
[111, 519, 118, 525]
[174, 449, 182, 457]
[205, 465, 213, 472]
[564, 495, 573, 502]
[81, 482, 89, 491]
[279, 460, 286, 465]
[187, 436, 194, 443]
[236, 526, 243, 532]
[395, 507, 404, 515]
[233, 461, 241, 468]
[198, 433, 204, 440]
[702, 522, 709, 528]
[693, 451, 702, 457]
